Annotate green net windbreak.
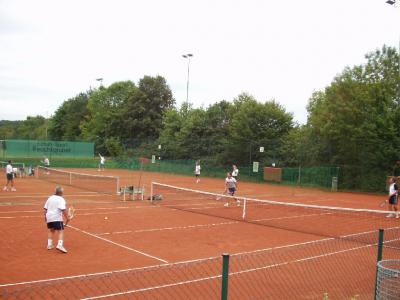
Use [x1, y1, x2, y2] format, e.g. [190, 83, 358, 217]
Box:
[2, 140, 94, 158]
[37, 166, 120, 194]
[113, 157, 338, 188]
[281, 166, 339, 188]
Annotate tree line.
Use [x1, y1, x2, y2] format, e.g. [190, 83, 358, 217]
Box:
[1, 46, 399, 191]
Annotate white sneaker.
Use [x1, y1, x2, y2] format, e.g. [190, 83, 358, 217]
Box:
[3, 186, 7, 191]
[236, 200, 241, 206]
[386, 214, 394, 218]
[396, 214, 399, 219]
[224, 203, 229, 207]
[56, 245, 68, 253]
[11, 188, 16, 192]
[47, 245, 54, 250]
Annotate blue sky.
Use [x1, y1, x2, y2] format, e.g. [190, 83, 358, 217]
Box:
[1, 0, 399, 124]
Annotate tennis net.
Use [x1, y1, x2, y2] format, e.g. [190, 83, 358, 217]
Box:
[151, 182, 400, 247]
[38, 166, 120, 194]
[0, 161, 25, 169]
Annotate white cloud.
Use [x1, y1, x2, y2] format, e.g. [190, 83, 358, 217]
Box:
[1, 0, 399, 124]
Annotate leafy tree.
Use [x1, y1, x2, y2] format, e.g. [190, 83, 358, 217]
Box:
[16, 116, 48, 139]
[48, 92, 90, 141]
[306, 45, 400, 190]
[0, 121, 21, 139]
[81, 81, 137, 154]
[228, 93, 293, 166]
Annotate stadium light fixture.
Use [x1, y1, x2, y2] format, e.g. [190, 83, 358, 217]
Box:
[96, 78, 103, 87]
[385, 0, 400, 102]
[182, 54, 193, 104]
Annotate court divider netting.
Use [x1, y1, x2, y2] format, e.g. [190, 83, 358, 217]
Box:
[151, 182, 400, 248]
[37, 166, 120, 195]
[2, 182, 400, 299]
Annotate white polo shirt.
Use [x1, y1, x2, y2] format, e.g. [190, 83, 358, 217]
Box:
[232, 168, 239, 177]
[44, 195, 66, 223]
[195, 165, 201, 175]
[6, 164, 13, 174]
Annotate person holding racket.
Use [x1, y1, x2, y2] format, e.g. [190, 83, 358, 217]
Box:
[224, 172, 240, 207]
[3, 160, 16, 192]
[232, 165, 239, 181]
[385, 176, 398, 218]
[44, 186, 70, 253]
[98, 153, 105, 171]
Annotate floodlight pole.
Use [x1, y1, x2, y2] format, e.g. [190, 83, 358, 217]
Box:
[386, 0, 400, 102]
[96, 78, 103, 87]
[182, 54, 193, 104]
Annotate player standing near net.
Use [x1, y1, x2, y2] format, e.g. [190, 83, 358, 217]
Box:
[44, 186, 69, 253]
[3, 160, 16, 192]
[195, 160, 201, 183]
[41, 156, 50, 174]
[224, 172, 240, 207]
[232, 164, 239, 181]
[386, 176, 399, 218]
[98, 153, 105, 171]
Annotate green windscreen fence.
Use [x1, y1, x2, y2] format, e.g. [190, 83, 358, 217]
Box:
[282, 166, 340, 188]
[1, 140, 94, 158]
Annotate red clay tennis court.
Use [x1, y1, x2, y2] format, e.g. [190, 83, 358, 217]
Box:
[0, 168, 399, 299]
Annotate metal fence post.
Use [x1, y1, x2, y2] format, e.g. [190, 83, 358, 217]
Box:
[221, 253, 230, 300]
[374, 229, 384, 300]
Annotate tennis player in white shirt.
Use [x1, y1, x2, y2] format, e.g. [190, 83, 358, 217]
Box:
[44, 186, 69, 253]
[195, 161, 201, 183]
[224, 172, 240, 207]
[98, 153, 105, 171]
[3, 160, 16, 192]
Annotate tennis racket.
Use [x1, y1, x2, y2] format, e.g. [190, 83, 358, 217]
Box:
[379, 200, 387, 208]
[65, 206, 75, 226]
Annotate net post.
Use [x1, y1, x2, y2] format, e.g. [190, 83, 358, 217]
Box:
[221, 253, 230, 300]
[242, 199, 247, 220]
[374, 228, 384, 300]
[150, 182, 154, 204]
[116, 177, 120, 195]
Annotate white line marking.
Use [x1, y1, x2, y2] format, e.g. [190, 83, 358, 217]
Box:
[97, 221, 239, 236]
[82, 273, 222, 300]
[67, 225, 168, 264]
[82, 237, 400, 300]
[3, 227, 399, 288]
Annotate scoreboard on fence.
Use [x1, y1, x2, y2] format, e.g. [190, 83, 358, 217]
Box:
[264, 167, 282, 182]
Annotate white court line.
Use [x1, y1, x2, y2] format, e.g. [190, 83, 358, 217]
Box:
[82, 273, 222, 300]
[0, 205, 152, 214]
[0, 193, 102, 199]
[82, 236, 400, 299]
[97, 221, 239, 236]
[2, 227, 398, 289]
[67, 225, 168, 264]
[251, 212, 333, 223]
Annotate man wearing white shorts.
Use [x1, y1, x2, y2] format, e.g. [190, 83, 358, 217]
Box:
[3, 160, 16, 192]
[44, 186, 69, 253]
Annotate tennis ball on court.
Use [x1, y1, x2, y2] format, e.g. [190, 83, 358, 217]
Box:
[104, 216, 108, 220]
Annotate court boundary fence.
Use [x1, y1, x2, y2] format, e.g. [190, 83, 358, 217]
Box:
[0, 230, 390, 299]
